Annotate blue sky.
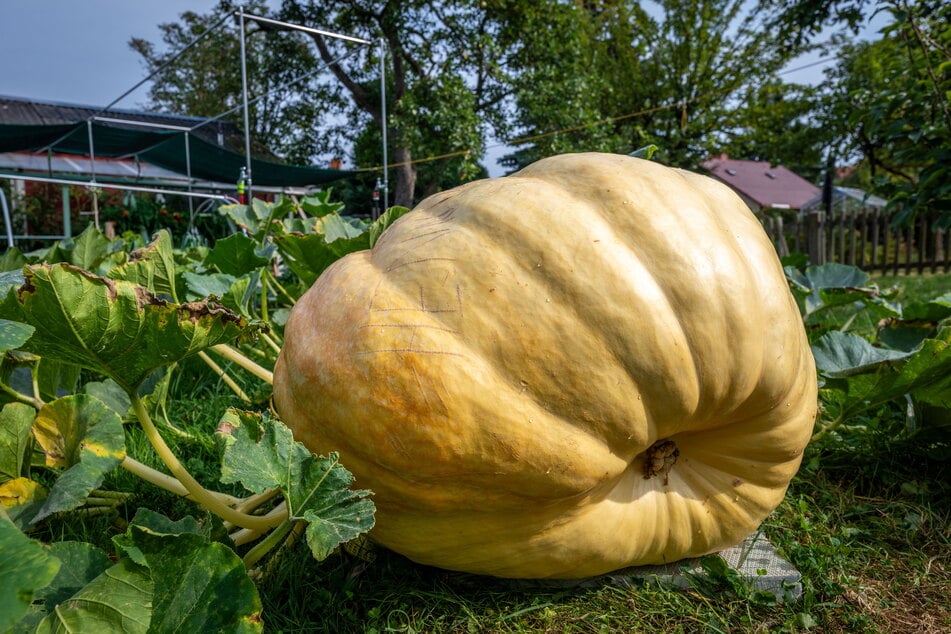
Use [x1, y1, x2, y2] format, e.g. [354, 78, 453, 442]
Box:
[0, 1, 235, 109]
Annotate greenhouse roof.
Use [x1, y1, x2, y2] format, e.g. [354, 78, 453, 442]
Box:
[0, 121, 353, 187]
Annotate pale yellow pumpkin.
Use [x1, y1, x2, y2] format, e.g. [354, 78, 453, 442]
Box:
[273, 152, 817, 579]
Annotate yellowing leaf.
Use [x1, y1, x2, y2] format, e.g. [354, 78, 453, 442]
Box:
[0, 476, 44, 508]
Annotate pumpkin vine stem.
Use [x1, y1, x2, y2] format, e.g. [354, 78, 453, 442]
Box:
[211, 343, 274, 385]
[198, 350, 252, 403]
[129, 392, 281, 531]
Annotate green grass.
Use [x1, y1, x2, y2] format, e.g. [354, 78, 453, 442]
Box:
[30, 276, 951, 634]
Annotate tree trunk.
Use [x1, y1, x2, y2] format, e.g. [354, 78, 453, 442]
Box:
[392, 146, 417, 209]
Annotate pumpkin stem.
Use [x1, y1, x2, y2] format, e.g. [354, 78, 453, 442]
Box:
[642, 439, 679, 485]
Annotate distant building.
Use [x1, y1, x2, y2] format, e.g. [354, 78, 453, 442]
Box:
[801, 186, 887, 216]
[701, 154, 820, 213]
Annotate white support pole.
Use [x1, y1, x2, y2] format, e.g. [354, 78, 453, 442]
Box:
[239, 5, 253, 201]
[379, 38, 389, 210]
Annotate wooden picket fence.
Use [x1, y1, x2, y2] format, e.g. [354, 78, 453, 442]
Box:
[762, 207, 951, 275]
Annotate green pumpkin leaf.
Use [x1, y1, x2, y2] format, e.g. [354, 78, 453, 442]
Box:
[217, 409, 375, 560]
[131, 525, 263, 633]
[35, 541, 112, 610]
[83, 380, 133, 421]
[0, 402, 35, 482]
[0, 513, 61, 633]
[0, 318, 34, 354]
[274, 230, 370, 286]
[68, 225, 112, 272]
[812, 332, 911, 377]
[35, 557, 152, 634]
[813, 332, 951, 417]
[204, 233, 270, 277]
[0, 247, 27, 273]
[0, 263, 259, 391]
[183, 270, 237, 301]
[31, 395, 126, 523]
[785, 262, 900, 320]
[35, 358, 82, 403]
[368, 206, 412, 248]
[108, 230, 179, 303]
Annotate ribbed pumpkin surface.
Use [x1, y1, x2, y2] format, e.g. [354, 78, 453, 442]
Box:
[273, 153, 817, 578]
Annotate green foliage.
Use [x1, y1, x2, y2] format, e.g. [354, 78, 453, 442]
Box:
[0, 190, 383, 633]
[827, 0, 951, 226]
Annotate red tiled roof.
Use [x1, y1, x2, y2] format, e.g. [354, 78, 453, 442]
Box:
[701, 155, 820, 210]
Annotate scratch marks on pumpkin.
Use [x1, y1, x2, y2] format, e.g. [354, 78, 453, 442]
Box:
[359, 282, 466, 359]
[385, 256, 457, 273]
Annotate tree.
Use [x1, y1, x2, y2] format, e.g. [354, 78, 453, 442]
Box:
[827, 0, 951, 225]
[719, 80, 829, 183]
[130, 0, 332, 164]
[276, 0, 523, 207]
[500, 0, 815, 171]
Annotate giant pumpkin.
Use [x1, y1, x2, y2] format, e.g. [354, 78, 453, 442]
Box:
[273, 152, 817, 579]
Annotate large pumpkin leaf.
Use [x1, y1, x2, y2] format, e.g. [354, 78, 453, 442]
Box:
[30, 395, 126, 523]
[0, 512, 61, 632]
[785, 262, 901, 320]
[183, 270, 237, 301]
[67, 225, 112, 272]
[0, 263, 259, 391]
[112, 508, 205, 568]
[35, 541, 112, 610]
[813, 331, 951, 417]
[274, 231, 370, 286]
[0, 319, 34, 354]
[217, 409, 376, 560]
[0, 402, 34, 482]
[204, 233, 270, 276]
[368, 205, 412, 248]
[108, 230, 179, 303]
[130, 525, 263, 633]
[35, 557, 152, 634]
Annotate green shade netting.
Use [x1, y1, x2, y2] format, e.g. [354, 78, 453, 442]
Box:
[0, 122, 355, 187]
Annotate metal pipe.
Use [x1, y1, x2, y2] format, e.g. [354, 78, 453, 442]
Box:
[0, 187, 14, 248]
[379, 37, 389, 210]
[92, 116, 192, 132]
[184, 132, 194, 218]
[241, 13, 372, 45]
[0, 173, 232, 201]
[238, 5, 253, 201]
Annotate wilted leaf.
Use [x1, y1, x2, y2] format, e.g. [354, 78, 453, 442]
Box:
[217, 409, 375, 560]
[31, 395, 125, 523]
[0, 513, 61, 632]
[131, 525, 262, 633]
[0, 403, 35, 482]
[0, 477, 44, 508]
[0, 264, 260, 391]
[35, 557, 152, 634]
[108, 230, 179, 302]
